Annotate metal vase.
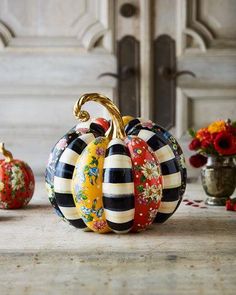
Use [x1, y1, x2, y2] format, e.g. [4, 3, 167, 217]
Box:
[201, 156, 236, 206]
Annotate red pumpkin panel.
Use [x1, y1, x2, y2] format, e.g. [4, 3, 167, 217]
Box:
[125, 136, 162, 232]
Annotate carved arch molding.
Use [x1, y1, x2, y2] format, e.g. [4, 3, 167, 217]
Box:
[185, 0, 236, 50]
[0, 0, 113, 52]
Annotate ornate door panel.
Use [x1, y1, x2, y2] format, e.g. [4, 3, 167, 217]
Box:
[154, 0, 236, 178]
[0, 0, 116, 174]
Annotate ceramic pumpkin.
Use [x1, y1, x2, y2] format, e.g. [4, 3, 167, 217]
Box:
[123, 117, 187, 223]
[0, 143, 35, 209]
[45, 117, 110, 227]
[71, 93, 163, 233]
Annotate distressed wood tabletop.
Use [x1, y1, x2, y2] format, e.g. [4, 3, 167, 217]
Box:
[0, 179, 235, 295]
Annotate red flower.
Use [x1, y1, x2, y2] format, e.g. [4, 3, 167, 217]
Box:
[214, 131, 236, 155]
[201, 139, 212, 149]
[226, 199, 236, 211]
[189, 154, 207, 168]
[189, 139, 201, 150]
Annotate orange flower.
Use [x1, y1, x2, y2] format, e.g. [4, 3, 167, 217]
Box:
[196, 128, 210, 141]
[208, 120, 226, 134]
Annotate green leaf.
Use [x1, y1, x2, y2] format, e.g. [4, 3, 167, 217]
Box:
[231, 121, 236, 128]
[86, 215, 94, 222]
[188, 128, 196, 138]
[140, 175, 146, 183]
[84, 165, 90, 172]
[82, 194, 87, 200]
[137, 185, 144, 193]
[92, 199, 97, 210]
[134, 165, 142, 171]
[91, 156, 99, 166]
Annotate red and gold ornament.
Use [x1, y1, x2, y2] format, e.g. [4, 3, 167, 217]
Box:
[0, 143, 35, 209]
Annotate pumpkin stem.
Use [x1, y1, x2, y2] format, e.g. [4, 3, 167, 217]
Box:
[0, 143, 13, 162]
[73, 93, 126, 140]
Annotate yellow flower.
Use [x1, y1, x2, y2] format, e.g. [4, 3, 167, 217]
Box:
[0, 181, 4, 192]
[208, 120, 226, 134]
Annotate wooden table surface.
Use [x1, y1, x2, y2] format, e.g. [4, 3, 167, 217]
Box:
[0, 179, 235, 295]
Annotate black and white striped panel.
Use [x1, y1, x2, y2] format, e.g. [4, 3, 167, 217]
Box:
[46, 120, 106, 218]
[54, 133, 95, 228]
[135, 129, 182, 222]
[103, 139, 135, 234]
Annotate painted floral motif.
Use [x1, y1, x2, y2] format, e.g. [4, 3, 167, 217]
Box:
[74, 186, 88, 202]
[139, 183, 162, 204]
[93, 220, 107, 231]
[83, 157, 99, 185]
[80, 199, 104, 223]
[45, 182, 54, 200]
[75, 126, 89, 134]
[72, 137, 110, 233]
[0, 159, 35, 209]
[96, 147, 105, 156]
[56, 138, 68, 150]
[141, 162, 161, 180]
[141, 120, 154, 129]
[179, 154, 186, 169]
[148, 208, 159, 221]
[11, 165, 25, 191]
[94, 137, 104, 145]
[126, 136, 162, 232]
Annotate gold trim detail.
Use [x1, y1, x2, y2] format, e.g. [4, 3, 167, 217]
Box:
[73, 93, 126, 140]
[0, 143, 13, 162]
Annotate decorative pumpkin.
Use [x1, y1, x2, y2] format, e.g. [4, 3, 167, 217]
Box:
[123, 118, 187, 223]
[46, 93, 163, 233]
[0, 143, 35, 209]
[45, 117, 110, 227]
[46, 93, 187, 234]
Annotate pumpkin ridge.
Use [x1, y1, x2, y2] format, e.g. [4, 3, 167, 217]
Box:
[102, 138, 134, 234]
[73, 137, 111, 233]
[125, 136, 162, 232]
[53, 132, 99, 229]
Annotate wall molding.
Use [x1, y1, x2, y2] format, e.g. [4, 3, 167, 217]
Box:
[176, 86, 236, 138]
[0, 21, 13, 50]
[0, 0, 114, 52]
[186, 0, 236, 50]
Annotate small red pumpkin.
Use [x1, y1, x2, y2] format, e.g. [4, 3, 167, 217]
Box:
[0, 143, 35, 209]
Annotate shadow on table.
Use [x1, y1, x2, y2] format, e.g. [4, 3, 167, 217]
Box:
[150, 215, 235, 236]
[0, 215, 25, 222]
[24, 203, 52, 211]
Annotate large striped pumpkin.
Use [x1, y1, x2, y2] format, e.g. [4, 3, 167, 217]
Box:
[46, 93, 186, 234]
[47, 93, 163, 234]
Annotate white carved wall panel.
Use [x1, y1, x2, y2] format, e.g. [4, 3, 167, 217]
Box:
[0, 0, 116, 175]
[198, 0, 236, 39]
[174, 0, 236, 141]
[0, 0, 113, 50]
[186, 0, 236, 50]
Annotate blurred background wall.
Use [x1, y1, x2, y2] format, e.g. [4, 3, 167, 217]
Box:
[0, 0, 236, 178]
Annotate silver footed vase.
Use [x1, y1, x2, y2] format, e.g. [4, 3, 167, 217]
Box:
[201, 156, 236, 206]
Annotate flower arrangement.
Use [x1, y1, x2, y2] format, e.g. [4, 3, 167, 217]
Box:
[188, 119, 236, 168]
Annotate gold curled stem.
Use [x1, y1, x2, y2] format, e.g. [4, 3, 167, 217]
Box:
[73, 93, 126, 140]
[0, 143, 13, 162]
